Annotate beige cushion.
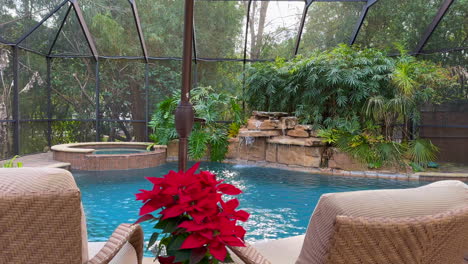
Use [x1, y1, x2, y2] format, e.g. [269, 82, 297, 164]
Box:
[296, 180, 468, 264]
[253, 235, 304, 264]
[88, 242, 107, 259]
[109, 242, 138, 264]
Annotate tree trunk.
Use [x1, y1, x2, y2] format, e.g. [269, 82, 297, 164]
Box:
[253, 1, 269, 59]
[248, 1, 269, 60]
[248, 1, 257, 58]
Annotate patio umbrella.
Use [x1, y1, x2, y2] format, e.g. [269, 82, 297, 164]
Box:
[175, 0, 195, 172]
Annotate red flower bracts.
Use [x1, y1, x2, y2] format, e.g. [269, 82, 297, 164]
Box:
[135, 163, 249, 264]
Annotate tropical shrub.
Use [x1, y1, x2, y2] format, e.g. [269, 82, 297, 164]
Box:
[244, 44, 457, 135]
[149, 86, 243, 162]
[366, 45, 456, 140]
[405, 138, 439, 167]
[318, 124, 404, 169]
[245, 45, 394, 128]
[318, 125, 439, 170]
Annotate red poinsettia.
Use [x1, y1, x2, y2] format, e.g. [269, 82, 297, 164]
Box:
[135, 163, 249, 263]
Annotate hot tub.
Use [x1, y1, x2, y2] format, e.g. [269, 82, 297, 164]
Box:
[51, 142, 167, 171]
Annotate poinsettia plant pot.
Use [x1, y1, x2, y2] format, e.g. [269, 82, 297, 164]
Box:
[135, 163, 249, 264]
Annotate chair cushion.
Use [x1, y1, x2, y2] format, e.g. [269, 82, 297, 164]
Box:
[253, 235, 304, 264]
[296, 180, 468, 264]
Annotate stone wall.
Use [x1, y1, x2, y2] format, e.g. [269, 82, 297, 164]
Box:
[168, 111, 366, 171]
[227, 111, 326, 168]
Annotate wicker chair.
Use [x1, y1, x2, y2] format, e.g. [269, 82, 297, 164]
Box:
[0, 168, 144, 264]
[229, 180, 468, 264]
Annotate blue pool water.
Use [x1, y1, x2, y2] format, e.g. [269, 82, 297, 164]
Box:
[73, 162, 428, 255]
[93, 148, 147, 155]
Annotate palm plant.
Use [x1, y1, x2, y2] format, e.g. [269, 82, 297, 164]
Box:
[149, 86, 243, 162]
[405, 138, 439, 167]
[365, 46, 455, 141]
[244, 45, 395, 126]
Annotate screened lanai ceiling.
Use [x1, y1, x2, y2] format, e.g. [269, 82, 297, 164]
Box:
[0, 0, 466, 61]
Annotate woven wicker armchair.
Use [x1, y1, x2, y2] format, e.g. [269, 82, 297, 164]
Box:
[0, 168, 144, 264]
[229, 180, 468, 264]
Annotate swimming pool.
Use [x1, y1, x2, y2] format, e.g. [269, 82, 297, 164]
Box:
[73, 162, 428, 255]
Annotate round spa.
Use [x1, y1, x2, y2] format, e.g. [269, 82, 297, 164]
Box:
[51, 142, 167, 171]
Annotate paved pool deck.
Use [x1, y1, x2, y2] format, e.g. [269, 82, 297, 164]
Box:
[0, 152, 70, 169]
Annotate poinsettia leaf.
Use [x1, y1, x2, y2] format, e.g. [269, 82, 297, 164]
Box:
[163, 218, 180, 234]
[134, 214, 156, 224]
[190, 247, 207, 264]
[154, 218, 170, 230]
[155, 217, 179, 233]
[168, 234, 187, 251]
[224, 253, 234, 263]
[147, 232, 160, 250]
[173, 249, 192, 263]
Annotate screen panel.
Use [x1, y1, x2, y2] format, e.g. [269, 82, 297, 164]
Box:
[51, 57, 96, 119]
[19, 50, 47, 119]
[19, 3, 69, 55]
[99, 59, 146, 141]
[194, 0, 245, 59]
[51, 120, 95, 144]
[138, 0, 184, 58]
[147, 60, 181, 120]
[246, 1, 304, 60]
[78, 0, 142, 57]
[298, 1, 365, 56]
[0, 0, 65, 44]
[0, 122, 14, 159]
[355, 0, 445, 52]
[0, 44, 13, 120]
[99, 121, 145, 142]
[51, 4, 93, 56]
[195, 61, 243, 97]
[19, 121, 48, 154]
[424, 0, 468, 51]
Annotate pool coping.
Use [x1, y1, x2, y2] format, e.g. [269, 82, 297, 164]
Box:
[52, 142, 167, 170]
[223, 159, 468, 181]
[51, 142, 166, 153]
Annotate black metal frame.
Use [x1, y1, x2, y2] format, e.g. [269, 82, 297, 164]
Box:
[0, 0, 465, 159]
[414, 0, 455, 54]
[349, 0, 378, 45]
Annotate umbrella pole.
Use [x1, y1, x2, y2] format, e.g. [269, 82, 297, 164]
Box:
[175, 0, 195, 172]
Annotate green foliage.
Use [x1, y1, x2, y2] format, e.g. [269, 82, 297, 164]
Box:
[331, 125, 405, 169]
[148, 97, 178, 146]
[52, 121, 93, 144]
[405, 138, 439, 167]
[245, 45, 395, 126]
[409, 162, 424, 173]
[245, 44, 458, 139]
[2, 155, 23, 168]
[319, 125, 439, 170]
[149, 87, 243, 162]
